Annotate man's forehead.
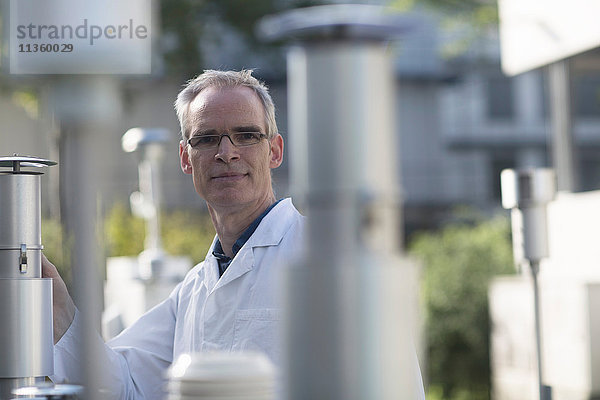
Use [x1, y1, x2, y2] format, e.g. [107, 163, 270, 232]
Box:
[190, 86, 259, 111]
[188, 86, 265, 129]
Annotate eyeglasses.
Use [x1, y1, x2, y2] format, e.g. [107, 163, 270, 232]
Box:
[187, 132, 267, 150]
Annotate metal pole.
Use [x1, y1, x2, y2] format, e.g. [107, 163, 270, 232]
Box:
[140, 156, 163, 252]
[530, 260, 544, 400]
[259, 5, 419, 400]
[121, 128, 170, 280]
[61, 121, 104, 400]
[547, 59, 578, 192]
[530, 260, 554, 400]
[501, 169, 556, 400]
[53, 76, 121, 400]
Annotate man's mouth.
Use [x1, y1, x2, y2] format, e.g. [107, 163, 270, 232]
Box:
[212, 172, 246, 182]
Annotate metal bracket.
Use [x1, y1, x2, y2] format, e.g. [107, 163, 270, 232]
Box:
[19, 244, 27, 274]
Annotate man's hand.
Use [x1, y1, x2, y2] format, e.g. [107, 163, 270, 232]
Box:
[42, 254, 76, 344]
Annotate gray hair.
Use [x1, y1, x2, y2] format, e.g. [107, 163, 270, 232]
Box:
[174, 69, 278, 141]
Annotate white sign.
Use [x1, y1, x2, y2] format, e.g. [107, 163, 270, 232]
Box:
[9, 0, 151, 74]
[499, 0, 600, 76]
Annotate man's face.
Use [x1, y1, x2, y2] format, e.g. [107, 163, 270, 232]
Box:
[179, 86, 283, 211]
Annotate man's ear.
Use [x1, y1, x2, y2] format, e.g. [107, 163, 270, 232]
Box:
[269, 134, 284, 169]
[179, 140, 193, 174]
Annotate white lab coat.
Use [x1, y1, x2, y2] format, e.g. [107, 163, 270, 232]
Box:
[52, 198, 425, 399]
[53, 198, 304, 399]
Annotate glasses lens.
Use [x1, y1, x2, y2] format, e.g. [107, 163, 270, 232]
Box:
[189, 135, 220, 148]
[188, 133, 264, 149]
[232, 132, 263, 146]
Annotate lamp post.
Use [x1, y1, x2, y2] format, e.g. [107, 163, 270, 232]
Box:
[122, 127, 170, 280]
[501, 168, 556, 400]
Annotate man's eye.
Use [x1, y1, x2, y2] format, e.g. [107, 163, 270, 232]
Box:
[195, 136, 218, 145]
[237, 132, 259, 141]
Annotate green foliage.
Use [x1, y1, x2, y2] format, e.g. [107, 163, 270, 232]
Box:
[160, 209, 216, 263]
[408, 215, 514, 400]
[390, 0, 498, 27]
[104, 203, 146, 257]
[41, 204, 214, 292]
[390, 0, 499, 59]
[104, 203, 215, 264]
[159, 0, 325, 77]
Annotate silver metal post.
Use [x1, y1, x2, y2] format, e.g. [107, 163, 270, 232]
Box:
[530, 260, 553, 400]
[53, 76, 122, 400]
[122, 128, 170, 280]
[259, 5, 419, 400]
[501, 169, 556, 400]
[530, 260, 544, 400]
[547, 60, 578, 192]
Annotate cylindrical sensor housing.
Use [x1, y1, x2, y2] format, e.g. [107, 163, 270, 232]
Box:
[0, 173, 42, 278]
[0, 279, 54, 376]
[0, 156, 56, 398]
[501, 168, 556, 263]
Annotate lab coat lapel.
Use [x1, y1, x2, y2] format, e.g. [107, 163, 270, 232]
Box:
[208, 199, 296, 292]
[214, 246, 254, 291]
[203, 255, 220, 293]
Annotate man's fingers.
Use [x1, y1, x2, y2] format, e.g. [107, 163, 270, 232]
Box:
[42, 253, 60, 279]
[41, 253, 76, 343]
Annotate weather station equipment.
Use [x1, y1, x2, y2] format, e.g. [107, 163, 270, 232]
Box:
[0, 156, 55, 399]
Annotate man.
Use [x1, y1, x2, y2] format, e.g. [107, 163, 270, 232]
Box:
[45, 69, 425, 399]
[45, 70, 304, 399]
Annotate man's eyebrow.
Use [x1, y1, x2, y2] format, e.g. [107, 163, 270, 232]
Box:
[191, 125, 263, 136]
[232, 125, 262, 133]
[191, 129, 218, 136]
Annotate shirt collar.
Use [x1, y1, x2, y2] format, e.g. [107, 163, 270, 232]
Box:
[212, 199, 283, 266]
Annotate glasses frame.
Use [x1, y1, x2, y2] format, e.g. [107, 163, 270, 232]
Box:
[187, 132, 268, 150]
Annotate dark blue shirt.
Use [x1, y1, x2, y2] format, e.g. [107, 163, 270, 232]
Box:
[212, 199, 282, 277]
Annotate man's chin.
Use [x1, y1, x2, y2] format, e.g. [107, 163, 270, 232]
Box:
[206, 192, 249, 209]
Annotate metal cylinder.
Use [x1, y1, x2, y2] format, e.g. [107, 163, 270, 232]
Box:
[0, 280, 54, 376]
[285, 42, 415, 400]
[0, 156, 56, 399]
[288, 41, 402, 254]
[259, 5, 419, 399]
[0, 174, 42, 278]
[500, 168, 556, 263]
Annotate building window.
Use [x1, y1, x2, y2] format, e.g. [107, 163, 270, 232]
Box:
[574, 73, 600, 117]
[580, 154, 600, 191]
[487, 74, 515, 119]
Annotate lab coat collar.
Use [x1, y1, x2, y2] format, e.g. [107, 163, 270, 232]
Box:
[244, 198, 296, 249]
[202, 198, 297, 293]
[202, 241, 220, 293]
[213, 245, 254, 291]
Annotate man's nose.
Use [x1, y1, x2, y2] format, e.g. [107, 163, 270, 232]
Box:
[215, 135, 240, 163]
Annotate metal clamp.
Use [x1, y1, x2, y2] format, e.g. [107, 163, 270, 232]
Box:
[19, 244, 27, 274]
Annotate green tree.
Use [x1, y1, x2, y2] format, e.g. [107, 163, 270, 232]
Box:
[104, 203, 146, 257]
[390, 0, 499, 59]
[391, 0, 498, 28]
[160, 0, 324, 78]
[160, 209, 215, 263]
[408, 215, 514, 400]
[104, 203, 215, 264]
